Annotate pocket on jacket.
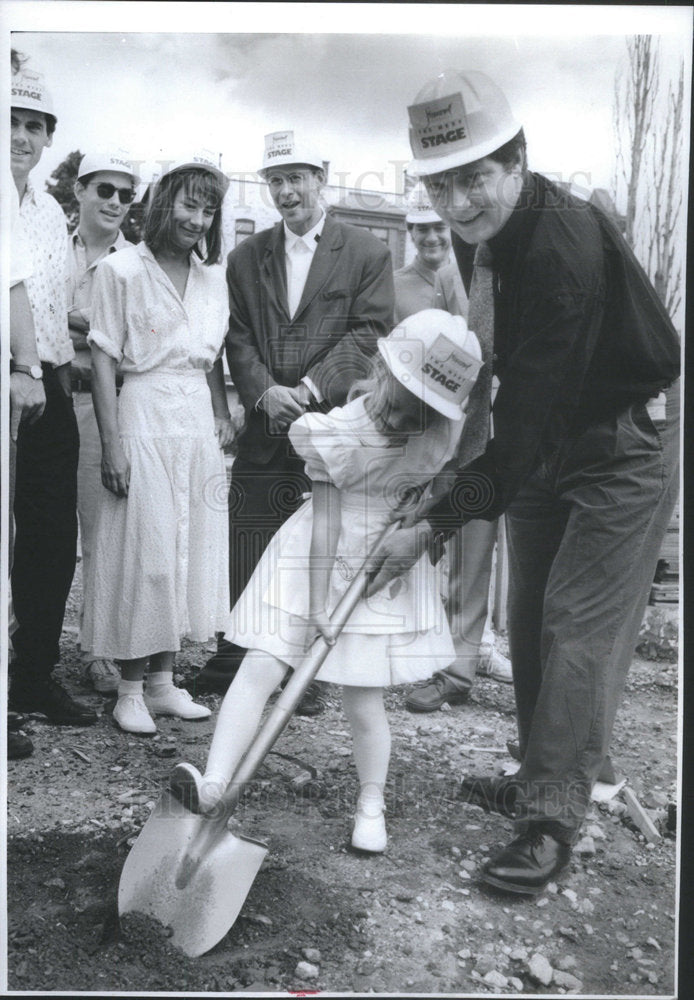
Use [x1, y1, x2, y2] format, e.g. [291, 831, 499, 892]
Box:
[320, 289, 350, 301]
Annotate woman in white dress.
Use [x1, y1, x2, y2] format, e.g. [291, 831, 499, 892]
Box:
[82, 155, 234, 734]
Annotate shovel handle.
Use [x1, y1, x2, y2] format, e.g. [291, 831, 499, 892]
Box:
[214, 518, 402, 817]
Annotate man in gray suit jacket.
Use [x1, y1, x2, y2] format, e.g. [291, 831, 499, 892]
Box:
[189, 131, 394, 704]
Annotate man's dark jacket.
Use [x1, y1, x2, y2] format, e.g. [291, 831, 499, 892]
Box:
[429, 171, 680, 530]
[225, 212, 394, 464]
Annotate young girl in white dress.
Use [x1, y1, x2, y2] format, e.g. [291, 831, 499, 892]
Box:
[172, 309, 482, 851]
[82, 155, 235, 735]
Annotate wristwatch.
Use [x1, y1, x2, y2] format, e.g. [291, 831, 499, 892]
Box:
[10, 362, 43, 380]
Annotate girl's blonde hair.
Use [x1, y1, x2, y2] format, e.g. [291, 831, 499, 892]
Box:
[347, 352, 391, 405]
[349, 349, 447, 438]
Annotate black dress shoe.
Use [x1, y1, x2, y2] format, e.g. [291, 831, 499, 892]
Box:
[7, 712, 28, 732]
[460, 775, 517, 818]
[183, 642, 245, 695]
[481, 826, 571, 895]
[182, 670, 234, 696]
[204, 639, 246, 675]
[9, 677, 98, 726]
[294, 682, 324, 717]
[8, 731, 34, 759]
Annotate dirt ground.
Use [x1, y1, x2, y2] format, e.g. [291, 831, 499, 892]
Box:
[6, 565, 681, 997]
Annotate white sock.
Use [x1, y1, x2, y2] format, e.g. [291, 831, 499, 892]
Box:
[342, 686, 390, 817]
[118, 679, 144, 698]
[147, 673, 174, 693]
[357, 785, 386, 817]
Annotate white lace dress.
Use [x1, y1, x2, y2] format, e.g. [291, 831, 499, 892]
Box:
[225, 396, 460, 686]
[81, 242, 230, 660]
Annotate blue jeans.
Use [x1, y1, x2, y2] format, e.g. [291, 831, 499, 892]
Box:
[506, 385, 679, 843]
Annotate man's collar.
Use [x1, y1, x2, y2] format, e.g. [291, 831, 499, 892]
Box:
[21, 177, 37, 205]
[487, 171, 536, 260]
[72, 228, 128, 254]
[283, 209, 326, 251]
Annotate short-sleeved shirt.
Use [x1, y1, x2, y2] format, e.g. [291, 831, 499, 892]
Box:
[68, 229, 131, 377]
[10, 174, 32, 287]
[393, 257, 467, 324]
[88, 242, 228, 373]
[18, 180, 73, 367]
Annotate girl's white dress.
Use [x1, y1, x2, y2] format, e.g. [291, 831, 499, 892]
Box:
[81, 242, 230, 660]
[225, 396, 461, 686]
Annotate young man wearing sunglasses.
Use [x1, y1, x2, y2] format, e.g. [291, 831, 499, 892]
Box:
[9, 69, 97, 727]
[68, 151, 138, 694]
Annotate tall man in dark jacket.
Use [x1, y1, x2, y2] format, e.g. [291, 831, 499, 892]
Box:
[190, 131, 394, 702]
[367, 70, 680, 894]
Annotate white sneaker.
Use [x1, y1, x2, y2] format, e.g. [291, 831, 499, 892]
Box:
[85, 658, 121, 694]
[476, 645, 513, 684]
[351, 808, 387, 853]
[113, 693, 157, 735]
[144, 684, 211, 720]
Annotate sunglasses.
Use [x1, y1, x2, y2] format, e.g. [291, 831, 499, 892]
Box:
[91, 182, 135, 205]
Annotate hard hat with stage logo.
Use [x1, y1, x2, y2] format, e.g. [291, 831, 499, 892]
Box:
[258, 130, 325, 178]
[407, 70, 521, 176]
[160, 150, 229, 191]
[11, 68, 57, 129]
[378, 309, 483, 421]
[405, 181, 443, 224]
[77, 149, 140, 185]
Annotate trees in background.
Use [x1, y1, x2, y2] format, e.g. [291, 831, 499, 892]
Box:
[44, 150, 82, 232]
[612, 35, 686, 331]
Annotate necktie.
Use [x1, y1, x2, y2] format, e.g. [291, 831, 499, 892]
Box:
[456, 241, 495, 467]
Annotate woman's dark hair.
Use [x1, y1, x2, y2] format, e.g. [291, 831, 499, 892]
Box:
[144, 167, 225, 265]
[488, 128, 527, 173]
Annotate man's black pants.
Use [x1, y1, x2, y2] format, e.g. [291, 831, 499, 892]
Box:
[10, 367, 79, 683]
[200, 444, 310, 679]
[506, 385, 680, 843]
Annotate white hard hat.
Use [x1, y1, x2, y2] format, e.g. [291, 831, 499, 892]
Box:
[258, 130, 324, 178]
[405, 181, 443, 224]
[378, 309, 483, 421]
[77, 149, 140, 185]
[158, 150, 229, 193]
[11, 68, 57, 127]
[407, 70, 521, 176]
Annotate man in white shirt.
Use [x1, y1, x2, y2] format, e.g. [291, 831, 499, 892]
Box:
[188, 130, 393, 706]
[67, 150, 137, 694]
[9, 67, 97, 727]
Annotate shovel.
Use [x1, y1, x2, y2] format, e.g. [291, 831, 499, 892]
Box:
[118, 519, 401, 957]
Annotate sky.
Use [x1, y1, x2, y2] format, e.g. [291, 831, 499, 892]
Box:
[3, 3, 692, 210]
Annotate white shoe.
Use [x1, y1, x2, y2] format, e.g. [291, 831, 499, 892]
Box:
[113, 693, 157, 735]
[352, 807, 387, 853]
[85, 658, 121, 694]
[144, 684, 211, 720]
[476, 645, 513, 684]
[170, 762, 225, 815]
[170, 762, 205, 812]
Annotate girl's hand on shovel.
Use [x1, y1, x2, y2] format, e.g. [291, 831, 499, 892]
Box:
[305, 609, 340, 650]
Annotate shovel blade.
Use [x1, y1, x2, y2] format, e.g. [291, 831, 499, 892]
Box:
[118, 790, 268, 957]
